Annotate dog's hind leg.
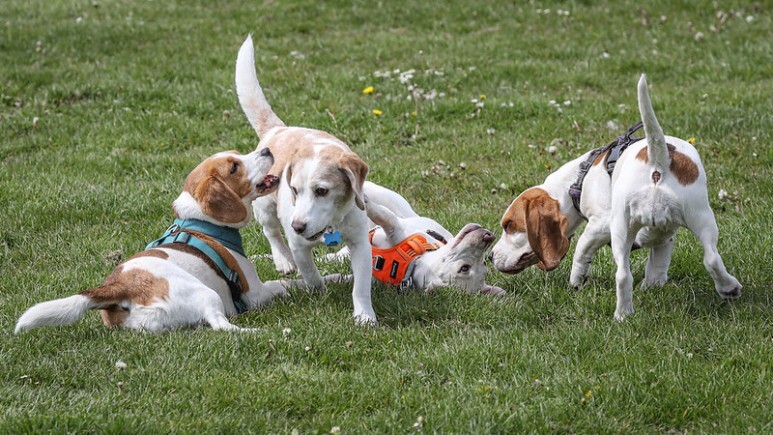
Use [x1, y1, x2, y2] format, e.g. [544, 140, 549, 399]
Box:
[686, 208, 742, 299]
[610, 215, 641, 322]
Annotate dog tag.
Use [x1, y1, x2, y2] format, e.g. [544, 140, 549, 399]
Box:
[323, 230, 342, 246]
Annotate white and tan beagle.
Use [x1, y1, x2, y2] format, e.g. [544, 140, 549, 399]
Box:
[235, 35, 377, 324]
[491, 75, 741, 320]
[327, 182, 506, 295]
[15, 149, 290, 333]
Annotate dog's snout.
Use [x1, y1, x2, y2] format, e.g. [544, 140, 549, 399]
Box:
[259, 147, 272, 158]
[291, 221, 307, 234]
[482, 231, 494, 243]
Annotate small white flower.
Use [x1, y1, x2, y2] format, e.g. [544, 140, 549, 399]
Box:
[746, 15, 754, 23]
[358, 76, 366, 81]
[718, 189, 728, 200]
[694, 32, 705, 41]
[115, 360, 127, 370]
[330, 427, 341, 434]
[282, 328, 292, 337]
[563, 100, 571, 106]
[76, 16, 84, 24]
[32, 117, 40, 128]
[548, 99, 556, 105]
[499, 183, 507, 190]
[476, 102, 485, 108]
[470, 98, 478, 104]
[486, 128, 496, 135]
[547, 145, 558, 154]
[601, 52, 611, 59]
[528, 144, 537, 149]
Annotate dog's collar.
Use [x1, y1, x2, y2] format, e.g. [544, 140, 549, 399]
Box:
[569, 121, 644, 220]
[145, 218, 248, 313]
[369, 227, 444, 289]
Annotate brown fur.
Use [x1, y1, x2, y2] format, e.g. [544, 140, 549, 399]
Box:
[181, 154, 252, 223]
[82, 266, 170, 327]
[501, 188, 569, 271]
[635, 144, 699, 185]
[592, 149, 610, 166]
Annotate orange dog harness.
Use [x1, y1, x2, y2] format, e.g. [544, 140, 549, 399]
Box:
[370, 228, 442, 287]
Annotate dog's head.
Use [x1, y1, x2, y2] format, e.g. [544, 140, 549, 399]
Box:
[173, 148, 279, 228]
[491, 187, 570, 274]
[420, 223, 500, 294]
[284, 145, 368, 241]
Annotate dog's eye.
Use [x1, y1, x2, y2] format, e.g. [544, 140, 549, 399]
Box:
[230, 162, 240, 174]
[314, 187, 328, 197]
[458, 264, 471, 274]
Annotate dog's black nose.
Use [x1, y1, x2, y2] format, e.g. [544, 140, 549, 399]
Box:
[292, 221, 307, 234]
[259, 147, 272, 158]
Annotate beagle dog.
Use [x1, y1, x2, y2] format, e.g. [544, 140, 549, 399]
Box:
[15, 149, 291, 333]
[491, 75, 741, 320]
[327, 182, 506, 295]
[234, 35, 377, 324]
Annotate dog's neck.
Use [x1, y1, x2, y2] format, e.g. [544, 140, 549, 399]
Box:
[540, 152, 594, 236]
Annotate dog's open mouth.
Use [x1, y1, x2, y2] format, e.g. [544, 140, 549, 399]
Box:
[307, 229, 325, 242]
[256, 175, 279, 194]
[512, 252, 538, 273]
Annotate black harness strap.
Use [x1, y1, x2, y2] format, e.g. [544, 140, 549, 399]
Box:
[568, 121, 644, 220]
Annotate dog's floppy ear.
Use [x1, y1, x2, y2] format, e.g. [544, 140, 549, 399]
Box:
[339, 152, 369, 210]
[285, 163, 296, 205]
[195, 175, 248, 224]
[524, 195, 569, 272]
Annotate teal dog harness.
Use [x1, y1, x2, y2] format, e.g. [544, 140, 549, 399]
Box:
[145, 218, 248, 313]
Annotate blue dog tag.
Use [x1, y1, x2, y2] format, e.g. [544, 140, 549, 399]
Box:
[323, 230, 342, 246]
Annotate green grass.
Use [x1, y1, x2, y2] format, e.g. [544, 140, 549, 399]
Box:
[2, 0, 771, 432]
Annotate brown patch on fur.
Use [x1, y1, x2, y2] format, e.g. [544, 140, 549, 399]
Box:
[181, 153, 252, 223]
[592, 149, 610, 166]
[263, 127, 352, 177]
[635, 144, 699, 185]
[501, 187, 569, 271]
[82, 266, 170, 327]
[182, 230, 250, 294]
[128, 249, 169, 261]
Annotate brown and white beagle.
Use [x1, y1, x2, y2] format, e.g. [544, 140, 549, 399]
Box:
[491, 75, 741, 320]
[15, 149, 293, 333]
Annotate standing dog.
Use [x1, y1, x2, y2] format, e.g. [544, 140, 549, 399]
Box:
[328, 182, 506, 295]
[16, 149, 289, 333]
[235, 35, 377, 324]
[491, 75, 741, 320]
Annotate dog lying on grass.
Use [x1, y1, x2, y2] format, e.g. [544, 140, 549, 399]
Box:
[16, 149, 291, 333]
[327, 182, 506, 295]
[491, 75, 741, 320]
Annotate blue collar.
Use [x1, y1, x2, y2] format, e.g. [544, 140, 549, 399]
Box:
[162, 218, 245, 257]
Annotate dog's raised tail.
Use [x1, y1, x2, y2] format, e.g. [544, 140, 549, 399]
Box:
[14, 294, 95, 333]
[235, 34, 286, 138]
[637, 74, 670, 177]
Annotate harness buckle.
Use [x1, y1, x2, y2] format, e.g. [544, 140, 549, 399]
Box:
[399, 276, 413, 291]
[173, 232, 191, 244]
[372, 255, 385, 271]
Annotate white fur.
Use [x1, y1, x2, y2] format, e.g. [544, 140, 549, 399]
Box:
[15, 150, 289, 334]
[329, 182, 506, 295]
[236, 36, 377, 324]
[492, 75, 741, 321]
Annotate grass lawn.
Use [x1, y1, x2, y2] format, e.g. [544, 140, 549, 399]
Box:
[1, 0, 771, 432]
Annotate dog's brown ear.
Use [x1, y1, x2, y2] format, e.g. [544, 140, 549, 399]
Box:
[524, 195, 569, 272]
[339, 152, 369, 210]
[195, 175, 248, 224]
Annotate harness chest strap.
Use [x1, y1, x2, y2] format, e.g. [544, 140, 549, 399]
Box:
[145, 219, 250, 313]
[369, 229, 440, 287]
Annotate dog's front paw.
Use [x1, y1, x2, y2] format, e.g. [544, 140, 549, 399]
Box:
[353, 307, 378, 325]
[717, 279, 742, 300]
[323, 273, 353, 284]
[614, 303, 635, 322]
[273, 253, 297, 275]
[569, 272, 588, 290]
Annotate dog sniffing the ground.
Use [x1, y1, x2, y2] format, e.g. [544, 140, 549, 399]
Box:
[491, 75, 741, 320]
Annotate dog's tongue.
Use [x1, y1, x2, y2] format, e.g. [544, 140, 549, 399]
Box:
[257, 175, 279, 190]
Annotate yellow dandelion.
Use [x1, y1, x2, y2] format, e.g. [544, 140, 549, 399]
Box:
[479, 94, 487, 100]
[372, 109, 383, 116]
[363, 86, 374, 95]
[410, 111, 418, 117]
[688, 137, 696, 144]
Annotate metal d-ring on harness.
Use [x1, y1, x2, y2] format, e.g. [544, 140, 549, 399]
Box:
[568, 121, 644, 220]
[145, 218, 249, 314]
